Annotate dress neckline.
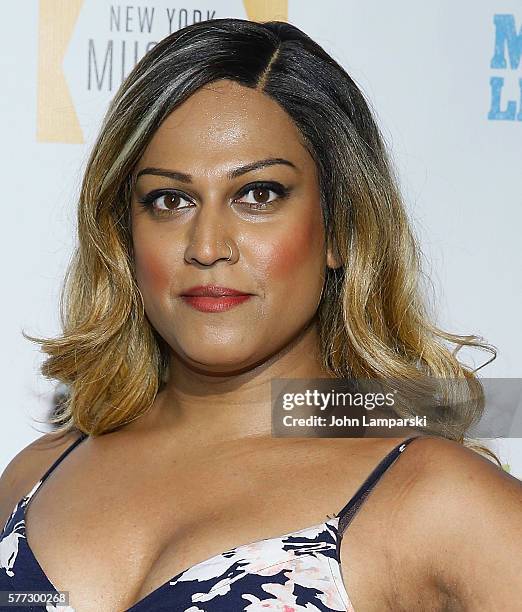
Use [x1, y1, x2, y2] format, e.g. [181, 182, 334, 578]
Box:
[6, 433, 419, 610]
[14, 487, 342, 611]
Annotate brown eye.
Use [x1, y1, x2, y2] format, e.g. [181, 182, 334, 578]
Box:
[252, 188, 270, 203]
[154, 192, 192, 213]
[162, 193, 182, 210]
[234, 182, 288, 209]
[138, 190, 193, 215]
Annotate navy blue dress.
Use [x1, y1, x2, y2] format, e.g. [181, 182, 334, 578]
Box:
[0, 434, 419, 611]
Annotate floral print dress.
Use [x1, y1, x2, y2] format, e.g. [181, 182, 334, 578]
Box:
[0, 433, 418, 611]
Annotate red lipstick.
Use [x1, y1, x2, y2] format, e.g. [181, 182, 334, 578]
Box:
[180, 284, 253, 312]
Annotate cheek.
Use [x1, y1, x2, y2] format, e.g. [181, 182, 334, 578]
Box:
[134, 239, 176, 296]
[257, 216, 324, 280]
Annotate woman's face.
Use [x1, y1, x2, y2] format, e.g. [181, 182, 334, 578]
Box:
[131, 78, 339, 373]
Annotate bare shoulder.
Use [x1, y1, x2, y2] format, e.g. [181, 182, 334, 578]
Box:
[391, 436, 522, 609]
[402, 435, 520, 504]
[0, 429, 84, 530]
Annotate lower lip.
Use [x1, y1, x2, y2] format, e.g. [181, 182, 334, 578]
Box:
[181, 295, 252, 312]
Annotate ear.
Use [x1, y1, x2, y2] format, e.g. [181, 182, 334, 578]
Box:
[326, 238, 343, 270]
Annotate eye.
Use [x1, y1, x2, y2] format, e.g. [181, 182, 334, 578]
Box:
[137, 190, 192, 214]
[233, 181, 290, 210]
[137, 181, 290, 216]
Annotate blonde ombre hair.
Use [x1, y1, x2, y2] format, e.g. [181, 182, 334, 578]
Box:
[26, 18, 498, 461]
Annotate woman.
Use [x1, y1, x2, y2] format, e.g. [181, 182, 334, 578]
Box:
[1, 17, 520, 612]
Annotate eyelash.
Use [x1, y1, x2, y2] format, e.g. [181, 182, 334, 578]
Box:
[137, 181, 290, 216]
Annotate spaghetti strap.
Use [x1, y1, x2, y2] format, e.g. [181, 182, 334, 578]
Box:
[335, 436, 421, 538]
[37, 431, 88, 486]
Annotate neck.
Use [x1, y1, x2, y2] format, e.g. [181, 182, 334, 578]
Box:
[144, 321, 336, 446]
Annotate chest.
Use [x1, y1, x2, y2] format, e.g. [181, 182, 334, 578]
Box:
[18, 439, 429, 611]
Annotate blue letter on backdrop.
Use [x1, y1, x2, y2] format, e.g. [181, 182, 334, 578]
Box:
[488, 77, 517, 120]
[491, 14, 522, 69]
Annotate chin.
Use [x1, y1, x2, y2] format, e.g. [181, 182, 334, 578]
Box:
[176, 342, 259, 371]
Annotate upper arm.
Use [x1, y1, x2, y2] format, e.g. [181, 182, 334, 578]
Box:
[399, 437, 522, 610]
[0, 429, 83, 531]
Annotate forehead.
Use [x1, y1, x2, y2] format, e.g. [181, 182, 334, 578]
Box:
[136, 79, 313, 172]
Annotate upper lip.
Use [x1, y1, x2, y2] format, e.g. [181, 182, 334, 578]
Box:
[181, 284, 251, 297]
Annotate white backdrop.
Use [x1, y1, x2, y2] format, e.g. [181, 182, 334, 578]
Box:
[1, 0, 521, 476]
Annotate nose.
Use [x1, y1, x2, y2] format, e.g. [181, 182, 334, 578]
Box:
[184, 205, 237, 267]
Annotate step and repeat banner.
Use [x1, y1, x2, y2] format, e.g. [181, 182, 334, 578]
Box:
[1, 0, 521, 476]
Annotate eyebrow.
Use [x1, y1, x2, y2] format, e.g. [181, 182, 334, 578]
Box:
[134, 157, 298, 184]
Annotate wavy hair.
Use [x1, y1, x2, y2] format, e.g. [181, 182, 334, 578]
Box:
[25, 18, 498, 462]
